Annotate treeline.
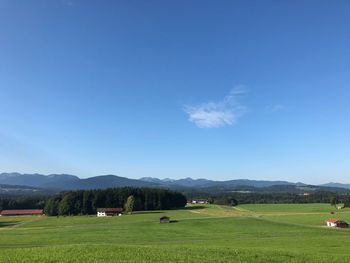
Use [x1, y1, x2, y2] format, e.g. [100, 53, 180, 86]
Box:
[211, 191, 350, 205]
[3, 187, 349, 214]
[45, 187, 187, 216]
[0, 197, 46, 210]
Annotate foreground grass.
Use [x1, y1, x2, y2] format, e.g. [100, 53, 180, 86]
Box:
[2, 245, 350, 263]
[0, 204, 349, 262]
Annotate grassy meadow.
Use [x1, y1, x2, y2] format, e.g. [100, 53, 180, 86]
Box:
[1, 204, 350, 262]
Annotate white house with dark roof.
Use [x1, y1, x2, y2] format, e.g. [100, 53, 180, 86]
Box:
[97, 208, 123, 217]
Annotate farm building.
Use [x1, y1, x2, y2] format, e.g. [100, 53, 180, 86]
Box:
[0, 209, 44, 216]
[160, 216, 170, 223]
[326, 218, 349, 228]
[191, 199, 208, 204]
[97, 208, 123, 217]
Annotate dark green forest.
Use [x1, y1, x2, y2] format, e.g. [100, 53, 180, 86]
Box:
[44, 187, 187, 216]
[211, 191, 350, 206]
[0, 197, 47, 210]
[2, 187, 350, 214]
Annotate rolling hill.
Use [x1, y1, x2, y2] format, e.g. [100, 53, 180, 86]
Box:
[0, 173, 158, 190]
[1, 173, 349, 193]
[320, 182, 350, 190]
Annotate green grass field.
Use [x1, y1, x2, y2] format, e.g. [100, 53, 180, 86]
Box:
[1, 204, 350, 262]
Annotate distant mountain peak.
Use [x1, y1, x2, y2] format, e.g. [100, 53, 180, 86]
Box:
[162, 178, 175, 182]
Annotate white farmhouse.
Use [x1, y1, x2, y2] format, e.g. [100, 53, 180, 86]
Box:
[191, 199, 208, 204]
[97, 208, 123, 217]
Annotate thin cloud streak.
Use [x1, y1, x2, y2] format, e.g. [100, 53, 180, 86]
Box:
[184, 86, 248, 128]
[265, 104, 285, 112]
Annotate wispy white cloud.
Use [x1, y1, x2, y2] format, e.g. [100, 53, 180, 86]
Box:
[265, 104, 285, 112]
[184, 86, 248, 128]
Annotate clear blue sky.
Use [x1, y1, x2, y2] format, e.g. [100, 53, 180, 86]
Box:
[1, 0, 350, 184]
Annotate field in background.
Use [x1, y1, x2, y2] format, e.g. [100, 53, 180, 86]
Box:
[1, 204, 350, 262]
[239, 203, 341, 213]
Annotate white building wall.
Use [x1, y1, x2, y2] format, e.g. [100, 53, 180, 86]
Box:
[97, 212, 106, 217]
[327, 222, 336, 227]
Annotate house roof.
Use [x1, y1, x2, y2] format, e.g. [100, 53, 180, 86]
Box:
[97, 208, 123, 213]
[327, 218, 340, 223]
[0, 209, 43, 216]
[160, 216, 170, 220]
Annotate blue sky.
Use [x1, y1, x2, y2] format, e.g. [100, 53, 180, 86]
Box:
[1, 1, 350, 183]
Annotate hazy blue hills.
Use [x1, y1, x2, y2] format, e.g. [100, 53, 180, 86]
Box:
[0, 173, 157, 190]
[0, 173, 80, 189]
[0, 184, 57, 196]
[139, 177, 215, 187]
[64, 175, 158, 190]
[320, 182, 350, 190]
[0, 173, 349, 193]
[139, 177, 296, 188]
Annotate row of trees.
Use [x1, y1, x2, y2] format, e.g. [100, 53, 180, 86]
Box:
[340, 196, 350, 208]
[0, 197, 46, 210]
[2, 188, 350, 213]
[210, 191, 349, 206]
[44, 187, 187, 216]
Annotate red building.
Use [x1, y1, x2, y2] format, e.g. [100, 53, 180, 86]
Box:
[0, 209, 44, 216]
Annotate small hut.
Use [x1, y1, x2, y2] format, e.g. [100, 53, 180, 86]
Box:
[326, 218, 349, 228]
[160, 216, 170, 223]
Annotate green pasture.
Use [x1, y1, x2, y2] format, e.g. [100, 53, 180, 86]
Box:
[0, 204, 350, 262]
[239, 203, 342, 213]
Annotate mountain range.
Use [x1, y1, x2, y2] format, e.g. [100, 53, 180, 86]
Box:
[0, 173, 156, 190]
[139, 176, 299, 188]
[1, 173, 350, 193]
[320, 182, 350, 190]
